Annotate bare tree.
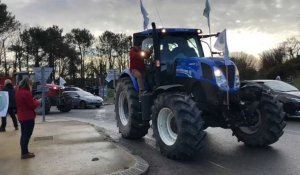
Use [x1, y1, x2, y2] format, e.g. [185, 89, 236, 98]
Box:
[114, 34, 131, 71]
[231, 52, 258, 80]
[282, 37, 300, 59]
[66, 28, 94, 86]
[0, 0, 20, 71]
[98, 31, 117, 69]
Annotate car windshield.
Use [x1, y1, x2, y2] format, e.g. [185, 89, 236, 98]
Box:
[77, 91, 94, 96]
[264, 81, 299, 92]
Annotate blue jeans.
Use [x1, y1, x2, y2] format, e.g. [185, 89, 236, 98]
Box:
[20, 119, 35, 155]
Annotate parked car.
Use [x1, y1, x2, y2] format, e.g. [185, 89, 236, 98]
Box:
[243, 80, 300, 117]
[64, 91, 103, 109]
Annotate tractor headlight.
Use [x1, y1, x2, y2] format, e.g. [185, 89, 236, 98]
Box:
[234, 66, 240, 89]
[214, 67, 228, 91]
[140, 51, 146, 57]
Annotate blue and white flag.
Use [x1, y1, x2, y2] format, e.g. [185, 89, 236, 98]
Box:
[214, 29, 230, 65]
[203, 0, 211, 32]
[140, 0, 150, 30]
[59, 77, 67, 87]
[0, 91, 9, 117]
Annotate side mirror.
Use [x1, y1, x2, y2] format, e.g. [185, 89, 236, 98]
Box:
[74, 95, 80, 98]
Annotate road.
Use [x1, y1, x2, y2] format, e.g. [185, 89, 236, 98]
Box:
[46, 105, 300, 175]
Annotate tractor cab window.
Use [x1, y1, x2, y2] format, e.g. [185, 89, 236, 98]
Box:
[159, 35, 203, 72]
[160, 35, 203, 61]
[141, 38, 153, 52]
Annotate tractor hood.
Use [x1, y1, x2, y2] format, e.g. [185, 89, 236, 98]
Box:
[175, 56, 239, 92]
[176, 56, 235, 66]
[175, 56, 236, 78]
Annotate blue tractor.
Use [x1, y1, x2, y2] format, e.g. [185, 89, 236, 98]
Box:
[115, 23, 286, 160]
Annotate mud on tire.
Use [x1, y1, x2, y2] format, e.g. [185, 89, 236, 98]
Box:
[232, 92, 286, 146]
[115, 77, 150, 139]
[152, 92, 206, 160]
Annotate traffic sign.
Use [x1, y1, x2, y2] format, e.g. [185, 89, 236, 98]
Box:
[105, 69, 120, 82]
[33, 67, 53, 83]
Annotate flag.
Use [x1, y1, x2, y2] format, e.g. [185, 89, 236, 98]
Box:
[59, 77, 66, 87]
[214, 29, 230, 65]
[203, 0, 211, 32]
[0, 91, 9, 117]
[140, 0, 149, 30]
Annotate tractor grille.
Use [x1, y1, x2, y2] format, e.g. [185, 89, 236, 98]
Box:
[219, 65, 235, 88]
[201, 63, 213, 80]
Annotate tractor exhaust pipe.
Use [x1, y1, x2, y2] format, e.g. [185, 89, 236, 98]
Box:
[151, 22, 161, 86]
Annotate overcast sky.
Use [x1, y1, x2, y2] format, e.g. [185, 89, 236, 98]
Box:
[2, 0, 300, 56]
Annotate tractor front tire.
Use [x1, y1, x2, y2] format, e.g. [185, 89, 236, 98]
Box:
[232, 92, 286, 146]
[115, 77, 150, 139]
[34, 94, 51, 115]
[152, 92, 206, 160]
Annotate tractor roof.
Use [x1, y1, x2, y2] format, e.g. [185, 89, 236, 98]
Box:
[133, 28, 202, 36]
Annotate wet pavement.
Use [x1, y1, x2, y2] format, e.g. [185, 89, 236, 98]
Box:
[47, 105, 300, 175]
[0, 119, 148, 175]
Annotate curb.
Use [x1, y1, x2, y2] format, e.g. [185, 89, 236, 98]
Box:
[103, 103, 114, 106]
[93, 125, 149, 175]
[108, 155, 149, 175]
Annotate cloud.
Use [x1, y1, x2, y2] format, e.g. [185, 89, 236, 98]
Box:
[1, 0, 299, 55]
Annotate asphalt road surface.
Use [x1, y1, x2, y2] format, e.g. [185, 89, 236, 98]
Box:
[47, 105, 300, 175]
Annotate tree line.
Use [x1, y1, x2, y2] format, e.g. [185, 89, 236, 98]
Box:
[0, 1, 131, 87]
[1, 1, 300, 86]
[231, 36, 300, 81]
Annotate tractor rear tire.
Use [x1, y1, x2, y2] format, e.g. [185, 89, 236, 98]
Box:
[115, 77, 150, 139]
[34, 94, 51, 115]
[232, 92, 286, 146]
[152, 92, 206, 160]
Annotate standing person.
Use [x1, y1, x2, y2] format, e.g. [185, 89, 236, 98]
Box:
[16, 77, 40, 159]
[0, 79, 18, 132]
[129, 46, 152, 94]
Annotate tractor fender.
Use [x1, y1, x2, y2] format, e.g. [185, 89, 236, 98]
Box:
[120, 69, 139, 92]
[153, 84, 185, 97]
[140, 84, 185, 121]
[240, 81, 266, 101]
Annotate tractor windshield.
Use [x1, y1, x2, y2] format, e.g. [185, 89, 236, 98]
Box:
[160, 34, 204, 63]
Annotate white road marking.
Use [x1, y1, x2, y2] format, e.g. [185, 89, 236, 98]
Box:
[207, 160, 231, 171]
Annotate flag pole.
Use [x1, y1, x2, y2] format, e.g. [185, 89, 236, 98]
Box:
[224, 30, 230, 110]
[203, 0, 212, 56]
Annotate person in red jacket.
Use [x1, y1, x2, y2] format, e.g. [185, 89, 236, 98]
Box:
[130, 46, 151, 94]
[16, 77, 41, 159]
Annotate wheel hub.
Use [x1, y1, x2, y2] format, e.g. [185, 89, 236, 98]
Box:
[157, 108, 177, 146]
[239, 109, 262, 134]
[119, 91, 129, 126]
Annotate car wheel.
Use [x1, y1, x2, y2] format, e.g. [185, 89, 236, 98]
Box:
[79, 101, 86, 109]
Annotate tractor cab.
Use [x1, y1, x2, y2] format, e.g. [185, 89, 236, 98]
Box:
[133, 28, 206, 87]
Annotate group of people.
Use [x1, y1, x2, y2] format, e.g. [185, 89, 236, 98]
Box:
[0, 78, 41, 159]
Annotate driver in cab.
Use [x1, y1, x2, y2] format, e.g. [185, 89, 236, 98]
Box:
[129, 46, 152, 95]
